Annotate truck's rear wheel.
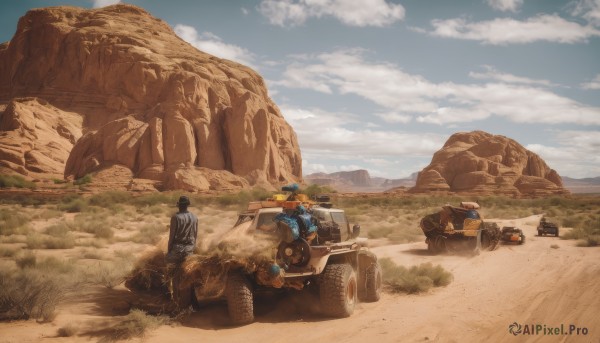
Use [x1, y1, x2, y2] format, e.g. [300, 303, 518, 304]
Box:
[320, 264, 357, 317]
[226, 272, 254, 325]
[361, 262, 382, 302]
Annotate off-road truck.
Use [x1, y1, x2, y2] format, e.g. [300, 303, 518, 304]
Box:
[192, 195, 382, 325]
[420, 202, 500, 254]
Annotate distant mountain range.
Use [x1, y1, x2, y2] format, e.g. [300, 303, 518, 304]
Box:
[561, 177, 600, 193]
[304, 169, 417, 192]
[304, 171, 600, 194]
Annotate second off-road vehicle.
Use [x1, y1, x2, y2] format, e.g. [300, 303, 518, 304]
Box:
[420, 202, 500, 254]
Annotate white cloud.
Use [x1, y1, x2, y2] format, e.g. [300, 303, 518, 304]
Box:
[486, 0, 523, 12]
[282, 106, 447, 158]
[258, 0, 405, 27]
[571, 0, 600, 26]
[174, 24, 255, 67]
[581, 74, 600, 89]
[526, 130, 600, 178]
[93, 0, 120, 8]
[469, 65, 557, 87]
[274, 49, 600, 125]
[423, 14, 600, 45]
[241, 7, 249, 15]
[376, 112, 412, 123]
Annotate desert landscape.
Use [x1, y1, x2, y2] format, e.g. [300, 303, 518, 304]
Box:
[1, 1, 599, 343]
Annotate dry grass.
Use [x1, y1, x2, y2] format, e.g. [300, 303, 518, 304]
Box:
[1, 254, 81, 321]
[57, 324, 79, 337]
[379, 258, 453, 294]
[101, 309, 169, 342]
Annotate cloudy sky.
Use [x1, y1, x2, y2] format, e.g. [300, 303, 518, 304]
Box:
[1, 0, 599, 179]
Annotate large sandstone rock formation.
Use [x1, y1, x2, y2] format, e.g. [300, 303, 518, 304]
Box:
[0, 5, 301, 191]
[411, 131, 568, 196]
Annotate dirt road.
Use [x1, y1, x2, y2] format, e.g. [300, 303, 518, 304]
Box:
[1, 214, 598, 342]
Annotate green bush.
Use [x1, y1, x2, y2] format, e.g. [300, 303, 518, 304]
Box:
[0, 174, 36, 189]
[379, 258, 453, 294]
[73, 174, 92, 186]
[0, 208, 31, 235]
[57, 198, 87, 213]
[302, 184, 337, 198]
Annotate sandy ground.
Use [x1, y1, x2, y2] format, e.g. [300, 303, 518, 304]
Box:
[1, 214, 599, 343]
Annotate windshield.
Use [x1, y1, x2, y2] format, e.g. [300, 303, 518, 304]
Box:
[256, 212, 279, 232]
[330, 212, 348, 229]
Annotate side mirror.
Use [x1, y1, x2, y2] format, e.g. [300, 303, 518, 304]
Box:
[352, 224, 361, 238]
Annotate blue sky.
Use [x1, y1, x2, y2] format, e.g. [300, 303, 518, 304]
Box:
[1, 0, 599, 179]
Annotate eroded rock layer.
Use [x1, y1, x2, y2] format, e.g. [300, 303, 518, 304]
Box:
[0, 5, 301, 191]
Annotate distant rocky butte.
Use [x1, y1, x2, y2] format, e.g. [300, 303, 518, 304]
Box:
[0, 4, 301, 191]
[411, 131, 569, 196]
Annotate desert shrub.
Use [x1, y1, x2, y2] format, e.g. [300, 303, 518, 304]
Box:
[88, 191, 131, 208]
[73, 213, 115, 239]
[58, 198, 87, 213]
[45, 222, 72, 237]
[0, 269, 68, 321]
[86, 260, 131, 289]
[26, 233, 75, 249]
[103, 309, 169, 341]
[76, 238, 105, 248]
[36, 256, 75, 274]
[33, 209, 63, 220]
[57, 324, 78, 337]
[379, 258, 453, 294]
[81, 248, 104, 260]
[0, 246, 19, 257]
[131, 223, 166, 245]
[576, 235, 600, 247]
[15, 251, 37, 269]
[73, 174, 92, 186]
[562, 216, 600, 243]
[0, 208, 31, 235]
[0, 174, 36, 189]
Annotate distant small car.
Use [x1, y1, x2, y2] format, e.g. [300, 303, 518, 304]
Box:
[501, 227, 525, 244]
[537, 217, 559, 237]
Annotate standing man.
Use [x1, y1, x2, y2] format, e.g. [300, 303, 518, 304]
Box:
[166, 195, 198, 309]
[167, 195, 198, 263]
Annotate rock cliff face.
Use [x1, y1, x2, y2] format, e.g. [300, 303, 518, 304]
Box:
[0, 5, 301, 191]
[411, 131, 568, 196]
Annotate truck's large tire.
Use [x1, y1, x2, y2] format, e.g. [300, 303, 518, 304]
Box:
[361, 262, 382, 302]
[320, 264, 357, 318]
[226, 272, 254, 325]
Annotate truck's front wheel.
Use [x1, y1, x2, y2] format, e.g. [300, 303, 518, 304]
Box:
[226, 272, 254, 325]
[320, 264, 357, 318]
